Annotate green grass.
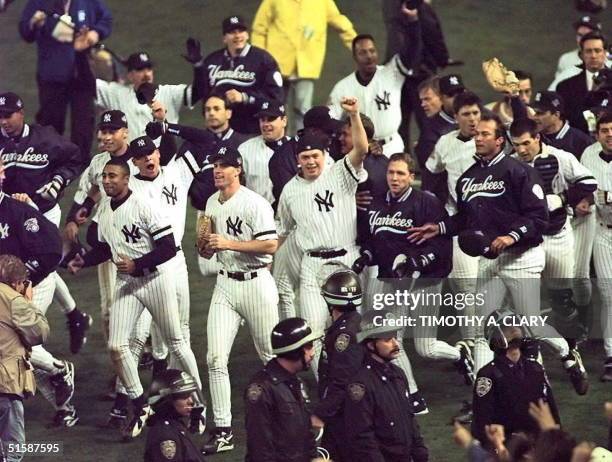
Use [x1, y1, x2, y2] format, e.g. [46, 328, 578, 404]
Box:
[1, 1, 611, 461]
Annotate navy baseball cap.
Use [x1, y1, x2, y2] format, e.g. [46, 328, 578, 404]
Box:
[573, 15, 601, 31]
[98, 110, 128, 130]
[439, 74, 465, 96]
[296, 132, 328, 154]
[303, 106, 343, 135]
[126, 52, 154, 71]
[532, 91, 565, 113]
[128, 136, 157, 158]
[222, 15, 248, 34]
[208, 145, 243, 167]
[458, 230, 497, 259]
[254, 100, 286, 118]
[0, 92, 24, 114]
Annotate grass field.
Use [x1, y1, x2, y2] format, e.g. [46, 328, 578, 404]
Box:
[1, 1, 611, 461]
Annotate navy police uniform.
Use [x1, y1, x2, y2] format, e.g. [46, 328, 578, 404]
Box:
[145, 415, 205, 462]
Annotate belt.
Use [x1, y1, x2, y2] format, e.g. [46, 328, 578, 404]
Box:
[176, 246, 182, 251]
[600, 222, 612, 229]
[375, 135, 394, 145]
[219, 269, 260, 281]
[133, 266, 158, 277]
[308, 248, 347, 259]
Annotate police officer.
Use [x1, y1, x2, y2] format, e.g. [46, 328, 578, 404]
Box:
[312, 264, 364, 462]
[471, 309, 561, 449]
[145, 369, 205, 462]
[345, 309, 429, 462]
[244, 318, 323, 462]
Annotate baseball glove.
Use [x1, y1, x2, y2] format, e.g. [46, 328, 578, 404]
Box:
[482, 58, 520, 94]
[196, 213, 214, 256]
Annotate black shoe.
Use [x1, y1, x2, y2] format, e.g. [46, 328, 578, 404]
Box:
[121, 404, 152, 441]
[410, 391, 429, 416]
[455, 342, 475, 385]
[202, 428, 234, 454]
[100, 407, 128, 429]
[152, 358, 168, 380]
[49, 405, 79, 428]
[50, 361, 75, 408]
[67, 310, 92, 354]
[562, 349, 589, 395]
[601, 357, 612, 382]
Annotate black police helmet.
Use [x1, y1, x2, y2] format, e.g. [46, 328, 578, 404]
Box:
[485, 308, 532, 352]
[148, 369, 198, 410]
[356, 309, 400, 343]
[321, 267, 362, 310]
[271, 318, 322, 355]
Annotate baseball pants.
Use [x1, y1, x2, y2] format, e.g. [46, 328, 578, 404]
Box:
[273, 232, 303, 319]
[592, 224, 612, 358]
[542, 219, 575, 286]
[572, 211, 596, 306]
[97, 260, 116, 342]
[207, 268, 279, 427]
[449, 237, 480, 341]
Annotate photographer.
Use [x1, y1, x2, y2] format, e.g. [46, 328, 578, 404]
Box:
[0, 255, 50, 462]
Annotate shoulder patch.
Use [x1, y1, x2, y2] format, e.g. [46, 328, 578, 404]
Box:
[24, 218, 39, 233]
[246, 383, 263, 403]
[160, 440, 177, 459]
[475, 377, 492, 397]
[348, 383, 366, 402]
[335, 333, 350, 352]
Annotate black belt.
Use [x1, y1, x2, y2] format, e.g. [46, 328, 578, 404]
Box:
[308, 249, 347, 259]
[375, 135, 393, 146]
[219, 269, 260, 281]
[133, 266, 158, 277]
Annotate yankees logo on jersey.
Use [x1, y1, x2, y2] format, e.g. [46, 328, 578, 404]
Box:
[374, 91, 391, 111]
[226, 216, 243, 236]
[314, 190, 335, 212]
[121, 224, 142, 243]
[162, 184, 178, 205]
[368, 210, 414, 235]
[459, 175, 507, 202]
[0, 222, 9, 239]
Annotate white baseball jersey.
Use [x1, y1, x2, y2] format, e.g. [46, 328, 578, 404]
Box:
[205, 186, 277, 271]
[95, 191, 174, 264]
[96, 80, 192, 140]
[426, 130, 476, 214]
[130, 150, 201, 245]
[278, 156, 361, 251]
[238, 136, 280, 204]
[328, 55, 410, 143]
[581, 143, 612, 225]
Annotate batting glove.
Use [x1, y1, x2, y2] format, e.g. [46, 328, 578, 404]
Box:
[351, 250, 372, 274]
[145, 121, 168, 140]
[36, 175, 64, 201]
[182, 37, 203, 65]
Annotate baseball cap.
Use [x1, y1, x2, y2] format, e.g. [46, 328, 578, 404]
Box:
[126, 52, 154, 71]
[303, 106, 343, 135]
[222, 15, 248, 34]
[296, 132, 328, 154]
[128, 136, 157, 158]
[0, 92, 24, 115]
[98, 110, 128, 130]
[458, 230, 497, 259]
[573, 15, 601, 31]
[438, 74, 465, 96]
[254, 100, 286, 118]
[208, 145, 243, 167]
[585, 89, 610, 112]
[531, 91, 565, 113]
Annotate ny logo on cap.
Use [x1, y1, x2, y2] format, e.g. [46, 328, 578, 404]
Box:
[449, 76, 459, 86]
[0, 97, 5, 106]
[122, 115, 127, 122]
[16, 100, 22, 108]
[230, 16, 239, 23]
[551, 99, 560, 107]
[279, 105, 285, 113]
[262, 102, 269, 109]
[104, 113, 112, 122]
[138, 139, 146, 147]
[218, 146, 227, 155]
[535, 93, 542, 102]
[139, 53, 149, 62]
[603, 99, 609, 107]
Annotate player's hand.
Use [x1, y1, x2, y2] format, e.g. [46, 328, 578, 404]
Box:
[207, 234, 232, 251]
[29, 10, 46, 29]
[11, 193, 33, 205]
[67, 253, 85, 274]
[36, 176, 64, 201]
[63, 222, 80, 243]
[368, 140, 384, 156]
[75, 206, 90, 225]
[150, 100, 167, 122]
[407, 223, 440, 244]
[182, 37, 203, 64]
[528, 399, 559, 431]
[145, 120, 167, 140]
[225, 89, 244, 104]
[355, 190, 373, 208]
[23, 280, 33, 301]
[490, 235, 515, 255]
[310, 415, 324, 429]
[452, 421, 473, 449]
[484, 424, 506, 452]
[74, 27, 99, 51]
[574, 198, 592, 217]
[605, 402, 612, 422]
[571, 441, 596, 462]
[340, 97, 359, 115]
[351, 252, 371, 274]
[116, 254, 136, 274]
[400, 3, 419, 21]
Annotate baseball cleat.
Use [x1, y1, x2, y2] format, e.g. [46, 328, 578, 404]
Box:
[601, 357, 612, 382]
[121, 404, 152, 441]
[49, 405, 79, 428]
[201, 428, 234, 454]
[67, 310, 93, 354]
[50, 361, 75, 408]
[410, 391, 429, 415]
[562, 349, 589, 395]
[455, 342, 475, 385]
[99, 407, 128, 429]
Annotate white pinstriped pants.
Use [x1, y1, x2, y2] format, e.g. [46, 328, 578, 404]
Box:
[571, 211, 596, 306]
[448, 237, 480, 340]
[97, 260, 116, 342]
[542, 219, 575, 287]
[273, 232, 303, 319]
[207, 269, 279, 427]
[592, 224, 612, 357]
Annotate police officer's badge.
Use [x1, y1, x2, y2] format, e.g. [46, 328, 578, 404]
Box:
[246, 383, 263, 403]
[476, 377, 492, 397]
[335, 333, 350, 352]
[348, 383, 365, 402]
[160, 440, 176, 459]
[24, 218, 39, 233]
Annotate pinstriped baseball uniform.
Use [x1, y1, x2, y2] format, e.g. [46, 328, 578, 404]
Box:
[96, 80, 192, 140]
[580, 146, 612, 358]
[95, 191, 201, 398]
[573, 142, 600, 307]
[328, 55, 411, 157]
[278, 156, 362, 375]
[205, 185, 279, 428]
[426, 130, 479, 340]
[238, 136, 286, 204]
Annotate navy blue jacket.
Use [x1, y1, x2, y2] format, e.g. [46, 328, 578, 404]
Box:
[542, 121, 593, 160]
[19, 0, 112, 83]
[440, 152, 548, 253]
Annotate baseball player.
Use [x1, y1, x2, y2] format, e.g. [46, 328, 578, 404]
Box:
[0, 91, 93, 354]
[410, 113, 590, 396]
[96, 51, 194, 139]
[199, 145, 279, 454]
[277, 97, 367, 376]
[67, 157, 202, 440]
[510, 118, 597, 339]
[579, 112, 612, 382]
[188, 15, 284, 134]
[328, 4, 422, 157]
